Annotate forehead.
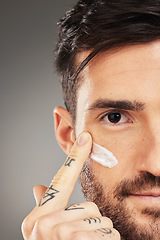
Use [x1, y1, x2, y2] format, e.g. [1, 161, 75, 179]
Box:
[77, 41, 160, 100]
[75, 41, 160, 130]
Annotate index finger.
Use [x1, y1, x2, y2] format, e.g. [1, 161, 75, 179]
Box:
[38, 131, 92, 210]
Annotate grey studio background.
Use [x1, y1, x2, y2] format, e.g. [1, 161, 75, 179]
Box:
[1, 1, 86, 239]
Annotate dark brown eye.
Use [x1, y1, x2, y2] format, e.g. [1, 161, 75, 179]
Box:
[101, 111, 129, 125]
[108, 113, 121, 123]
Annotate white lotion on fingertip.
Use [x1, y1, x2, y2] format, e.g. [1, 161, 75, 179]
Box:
[90, 142, 118, 168]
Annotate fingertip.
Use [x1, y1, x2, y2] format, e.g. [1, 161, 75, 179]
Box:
[33, 185, 47, 205]
[67, 131, 92, 163]
[77, 131, 92, 146]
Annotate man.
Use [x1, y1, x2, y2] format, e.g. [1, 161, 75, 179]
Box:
[22, 0, 160, 239]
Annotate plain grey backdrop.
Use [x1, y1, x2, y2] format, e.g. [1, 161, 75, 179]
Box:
[1, 1, 86, 239]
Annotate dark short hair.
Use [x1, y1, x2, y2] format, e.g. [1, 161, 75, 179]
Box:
[55, 0, 160, 122]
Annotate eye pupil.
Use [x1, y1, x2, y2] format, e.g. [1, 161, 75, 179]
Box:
[108, 113, 121, 123]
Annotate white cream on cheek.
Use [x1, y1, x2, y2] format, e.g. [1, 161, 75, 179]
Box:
[90, 142, 118, 168]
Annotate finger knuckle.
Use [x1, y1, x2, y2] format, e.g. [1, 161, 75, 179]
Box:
[102, 216, 113, 228]
[86, 201, 100, 214]
[21, 218, 28, 238]
[35, 215, 53, 233]
[53, 223, 71, 240]
[112, 228, 121, 239]
[21, 215, 32, 238]
[68, 151, 78, 159]
[73, 232, 92, 240]
[53, 223, 64, 238]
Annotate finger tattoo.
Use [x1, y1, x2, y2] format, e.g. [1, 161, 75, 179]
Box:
[64, 157, 75, 167]
[98, 228, 112, 234]
[84, 217, 101, 224]
[65, 204, 85, 211]
[39, 185, 59, 206]
[95, 228, 112, 237]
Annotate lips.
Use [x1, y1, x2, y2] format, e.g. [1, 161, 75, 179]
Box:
[132, 192, 160, 197]
[130, 192, 160, 203]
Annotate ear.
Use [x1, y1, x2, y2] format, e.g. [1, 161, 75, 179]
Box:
[54, 106, 75, 155]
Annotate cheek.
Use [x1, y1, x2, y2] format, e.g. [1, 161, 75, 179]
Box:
[87, 126, 145, 188]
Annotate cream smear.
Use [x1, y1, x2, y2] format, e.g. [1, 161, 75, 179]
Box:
[90, 142, 118, 168]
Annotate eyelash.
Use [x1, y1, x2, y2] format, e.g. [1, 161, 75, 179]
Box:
[99, 110, 133, 126]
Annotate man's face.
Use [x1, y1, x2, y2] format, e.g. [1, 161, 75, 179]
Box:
[75, 41, 160, 239]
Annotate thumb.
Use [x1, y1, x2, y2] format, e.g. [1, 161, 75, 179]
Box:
[33, 185, 47, 205]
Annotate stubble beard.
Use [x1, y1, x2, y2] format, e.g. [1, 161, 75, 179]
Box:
[80, 161, 160, 240]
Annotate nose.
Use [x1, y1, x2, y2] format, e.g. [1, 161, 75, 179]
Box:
[136, 126, 160, 176]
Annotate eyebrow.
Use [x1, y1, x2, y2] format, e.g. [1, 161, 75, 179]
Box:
[87, 99, 145, 111]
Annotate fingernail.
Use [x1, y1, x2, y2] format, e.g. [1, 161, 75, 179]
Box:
[78, 132, 90, 146]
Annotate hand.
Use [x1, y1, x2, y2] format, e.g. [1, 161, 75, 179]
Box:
[22, 132, 121, 239]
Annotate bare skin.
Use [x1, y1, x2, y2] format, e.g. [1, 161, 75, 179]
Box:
[75, 41, 160, 239]
[22, 40, 160, 239]
[22, 132, 120, 239]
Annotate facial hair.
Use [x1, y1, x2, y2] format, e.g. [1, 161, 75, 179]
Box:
[80, 161, 160, 240]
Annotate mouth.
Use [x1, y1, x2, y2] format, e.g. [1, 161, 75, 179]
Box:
[130, 192, 160, 203]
